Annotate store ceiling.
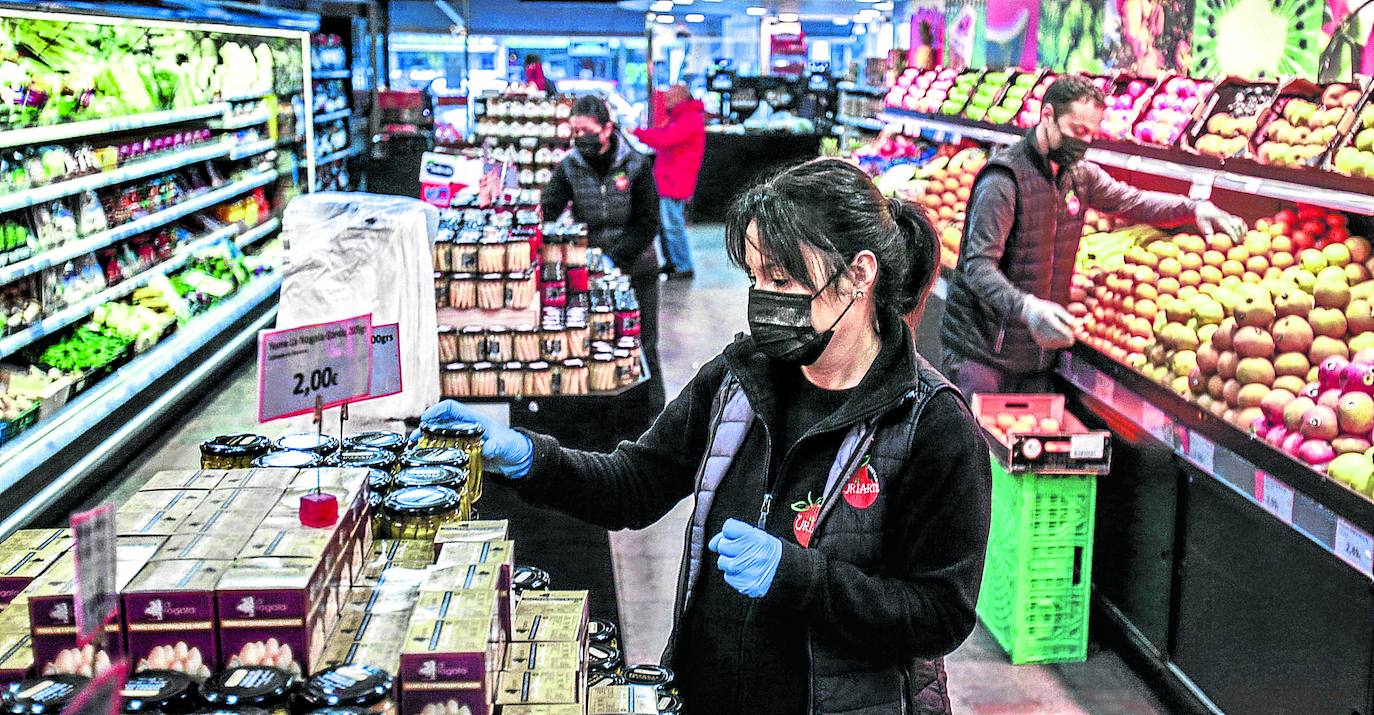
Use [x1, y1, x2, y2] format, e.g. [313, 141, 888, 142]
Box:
[616, 0, 896, 21]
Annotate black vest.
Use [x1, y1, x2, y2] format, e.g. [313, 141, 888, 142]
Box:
[942, 134, 1090, 374]
[563, 136, 658, 276]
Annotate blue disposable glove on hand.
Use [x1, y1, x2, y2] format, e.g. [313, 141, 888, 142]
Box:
[708, 518, 783, 599]
[417, 400, 534, 479]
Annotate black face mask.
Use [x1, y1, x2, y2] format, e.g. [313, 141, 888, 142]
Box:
[1047, 119, 1088, 166]
[574, 134, 605, 158]
[747, 270, 856, 365]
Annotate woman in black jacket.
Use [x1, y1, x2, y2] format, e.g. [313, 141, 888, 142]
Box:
[428, 159, 992, 714]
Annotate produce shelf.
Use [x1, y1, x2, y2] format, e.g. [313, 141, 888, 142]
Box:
[235, 216, 281, 249]
[878, 108, 1374, 215]
[0, 271, 280, 534]
[223, 91, 270, 103]
[835, 115, 885, 132]
[316, 145, 363, 165]
[312, 69, 351, 80]
[0, 220, 249, 360]
[227, 138, 277, 161]
[0, 141, 235, 214]
[1058, 344, 1374, 582]
[0, 104, 228, 150]
[211, 111, 272, 131]
[837, 81, 887, 97]
[314, 108, 353, 124]
[0, 169, 279, 287]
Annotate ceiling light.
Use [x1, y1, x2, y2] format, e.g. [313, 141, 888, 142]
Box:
[745, 6, 767, 15]
[685, 13, 704, 21]
[673, 0, 694, 4]
[649, 0, 673, 10]
[855, 0, 880, 3]
[655, 13, 674, 23]
[778, 12, 799, 22]
[874, 1, 894, 10]
[832, 17, 850, 25]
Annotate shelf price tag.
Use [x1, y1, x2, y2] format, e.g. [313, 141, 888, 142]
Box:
[70, 504, 117, 647]
[257, 314, 373, 422]
[1141, 403, 1173, 445]
[1335, 518, 1374, 577]
[1185, 429, 1215, 473]
[1255, 471, 1294, 525]
[365, 323, 403, 401]
[1125, 155, 1143, 171]
[1188, 173, 1215, 200]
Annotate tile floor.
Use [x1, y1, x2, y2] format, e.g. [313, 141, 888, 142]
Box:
[115, 222, 1173, 714]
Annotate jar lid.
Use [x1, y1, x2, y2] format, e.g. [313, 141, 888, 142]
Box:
[201, 434, 272, 458]
[515, 326, 539, 334]
[366, 469, 394, 494]
[614, 349, 630, 359]
[437, 325, 456, 335]
[528, 361, 550, 371]
[585, 671, 626, 688]
[460, 326, 486, 336]
[120, 670, 194, 711]
[3, 675, 89, 712]
[395, 465, 465, 489]
[480, 273, 503, 281]
[403, 447, 470, 468]
[274, 433, 340, 454]
[366, 491, 383, 512]
[420, 420, 484, 438]
[324, 447, 394, 469]
[344, 431, 406, 453]
[444, 363, 469, 372]
[457, 232, 480, 244]
[472, 362, 495, 372]
[253, 450, 323, 469]
[299, 664, 393, 707]
[616, 337, 639, 349]
[591, 305, 612, 313]
[562, 359, 586, 369]
[197, 666, 296, 705]
[587, 643, 623, 673]
[587, 619, 619, 644]
[453, 272, 474, 279]
[506, 271, 529, 280]
[488, 326, 510, 335]
[592, 354, 615, 363]
[479, 236, 505, 245]
[502, 361, 524, 371]
[623, 664, 675, 687]
[191, 709, 269, 715]
[382, 486, 463, 518]
[512, 565, 551, 593]
[658, 693, 684, 713]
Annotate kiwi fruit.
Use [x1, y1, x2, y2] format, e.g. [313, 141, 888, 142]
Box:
[1192, 0, 1322, 78]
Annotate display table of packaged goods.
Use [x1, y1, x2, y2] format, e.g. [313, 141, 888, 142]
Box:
[0, 461, 675, 713]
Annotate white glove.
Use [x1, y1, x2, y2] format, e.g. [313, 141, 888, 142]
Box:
[1195, 201, 1246, 240]
[1020, 296, 1076, 350]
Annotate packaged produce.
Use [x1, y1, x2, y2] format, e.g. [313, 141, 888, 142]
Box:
[198, 665, 297, 711]
[120, 669, 196, 712]
[585, 671, 625, 689]
[123, 559, 227, 678]
[398, 615, 501, 712]
[215, 558, 336, 674]
[201, 435, 273, 470]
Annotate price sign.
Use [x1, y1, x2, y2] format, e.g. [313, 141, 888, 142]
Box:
[1092, 370, 1116, 404]
[65, 660, 128, 715]
[1336, 518, 1374, 576]
[1185, 429, 1215, 473]
[257, 314, 372, 422]
[1255, 471, 1294, 525]
[1126, 155, 1143, 171]
[1188, 173, 1215, 200]
[1141, 402, 1173, 445]
[366, 323, 403, 400]
[70, 504, 117, 646]
[1240, 176, 1263, 194]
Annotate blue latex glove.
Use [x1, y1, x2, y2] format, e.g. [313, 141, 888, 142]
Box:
[417, 400, 534, 479]
[708, 518, 783, 598]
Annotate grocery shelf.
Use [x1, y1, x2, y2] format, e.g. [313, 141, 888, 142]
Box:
[223, 90, 270, 103]
[0, 141, 233, 215]
[837, 81, 887, 97]
[0, 104, 228, 150]
[1058, 344, 1374, 581]
[0, 221, 248, 360]
[228, 138, 277, 161]
[0, 169, 279, 287]
[314, 108, 353, 124]
[235, 216, 281, 249]
[312, 69, 351, 80]
[317, 144, 363, 165]
[0, 271, 280, 536]
[878, 108, 1374, 215]
[212, 111, 272, 131]
[835, 115, 885, 132]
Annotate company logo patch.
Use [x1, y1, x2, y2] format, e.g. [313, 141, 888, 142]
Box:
[843, 457, 879, 510]
[614, 172, 629, 192]
[1065, 190, 1081, 216]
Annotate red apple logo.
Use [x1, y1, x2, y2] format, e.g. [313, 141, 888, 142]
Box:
[842, 457, 879, 510]
[792, 493, 820, 548]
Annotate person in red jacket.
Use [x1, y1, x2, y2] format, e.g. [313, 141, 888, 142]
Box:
[524, 54, 551, 93]
[634, 85, 705, 279]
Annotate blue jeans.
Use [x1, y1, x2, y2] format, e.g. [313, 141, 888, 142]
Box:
[658, 197, 692, 272]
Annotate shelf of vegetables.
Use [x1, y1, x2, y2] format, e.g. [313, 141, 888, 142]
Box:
[235, 216, 281, 249]
[0, 105, 229, 151]
[0, 139, 233, 213]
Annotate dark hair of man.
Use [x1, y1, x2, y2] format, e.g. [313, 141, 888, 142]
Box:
[571, 95, 612, 126]
[1043, 75, 1106, 116]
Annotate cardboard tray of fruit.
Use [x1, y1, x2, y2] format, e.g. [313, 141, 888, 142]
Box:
[1328, 79, 1374, 181]
[1096, 74, 1162, 144]
[1183, 76, 1278, 161]
[959, 69, 1026, 124]
[933, 69, 988, 118]
[1013, 72, 1058, 129]
[1129, 75, 1216, 149]
[1245, 78, 1369, 170]
[886, 67, 963, 115]
[978, 69, 1048, 128]
[970, 393, 1113, 475]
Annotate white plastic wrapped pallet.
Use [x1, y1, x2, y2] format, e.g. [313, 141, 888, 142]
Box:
[275, 192, 440, 426]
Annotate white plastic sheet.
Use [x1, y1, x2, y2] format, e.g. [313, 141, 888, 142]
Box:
[275, 192, 440, 427]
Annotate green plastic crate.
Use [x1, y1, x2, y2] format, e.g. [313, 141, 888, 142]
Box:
[976, 456, 1097, 664]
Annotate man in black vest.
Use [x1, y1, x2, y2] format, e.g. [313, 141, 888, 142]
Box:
[941, 75, 1245, 395]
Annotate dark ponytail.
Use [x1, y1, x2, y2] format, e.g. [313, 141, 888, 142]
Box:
[725, 158, 942, 318]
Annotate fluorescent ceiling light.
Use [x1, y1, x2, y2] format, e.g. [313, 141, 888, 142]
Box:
[874, 1, 894, 10]
[685, 13, 704, 21]
[649, 0, 673, 10]
[778, 12, 799, 22]
[673, 0, 693, 4]
[745, 6, 767, 15]
[655, 14, 674, 23]
[832, 17, 850, 25]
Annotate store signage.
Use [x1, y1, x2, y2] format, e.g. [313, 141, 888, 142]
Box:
[70, 504, 117, 646]
[66, 660, 128, 715]
[1255, 471, 1294, 526]
[366, 323, 403, 400]
[1182, 429, 1216, 473]
[1335, 518, 1374, 577]
[257, 314, 373, 422]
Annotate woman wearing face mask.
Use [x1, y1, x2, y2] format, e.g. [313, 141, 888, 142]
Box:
[542, 94, 666, 426]
[425, 159, 993, 715]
